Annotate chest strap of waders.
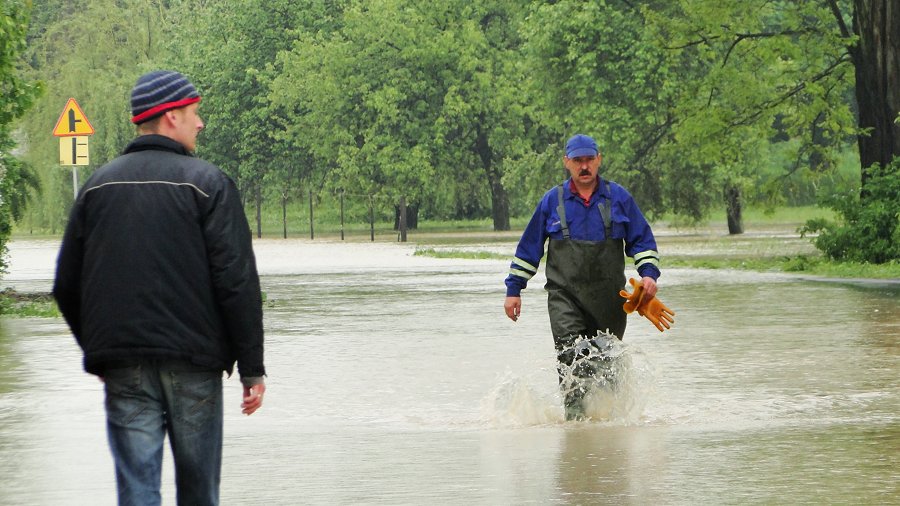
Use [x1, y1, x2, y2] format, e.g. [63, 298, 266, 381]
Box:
[556, 180, 613, 240]
[556, 184, 570, 239]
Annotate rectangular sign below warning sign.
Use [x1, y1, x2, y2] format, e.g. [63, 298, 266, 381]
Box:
[59, 136, 90, 165]
[53, 98, 95, 137]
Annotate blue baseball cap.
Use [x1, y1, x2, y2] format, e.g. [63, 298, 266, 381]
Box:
[565, 134, 598, 158]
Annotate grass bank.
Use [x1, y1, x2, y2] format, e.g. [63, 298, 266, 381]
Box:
[409, 206, 900, 280]
[0, 289, 59, 318]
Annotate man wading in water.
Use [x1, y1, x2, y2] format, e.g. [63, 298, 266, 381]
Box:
[503, 134, 673, 420]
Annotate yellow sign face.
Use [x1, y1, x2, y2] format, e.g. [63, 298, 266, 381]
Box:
[53, 98, 95, 137]
[59, 136, 90, 165]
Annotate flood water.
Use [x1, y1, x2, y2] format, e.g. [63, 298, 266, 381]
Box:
[1, 238, 898, 505]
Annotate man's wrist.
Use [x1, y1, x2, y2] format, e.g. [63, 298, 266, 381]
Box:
[241, 376, 265, 388]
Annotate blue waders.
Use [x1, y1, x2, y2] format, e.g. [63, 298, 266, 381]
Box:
[545, 182, 626, 420]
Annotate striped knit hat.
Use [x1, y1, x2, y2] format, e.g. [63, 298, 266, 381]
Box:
[130, 70, 201, 124]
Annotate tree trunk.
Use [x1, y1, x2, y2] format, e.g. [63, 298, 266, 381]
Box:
[281, 191, 288, 239]
[489, 177, 511, 231]
[852, 0, 900, 189]
[393, 203, 418, 230]
[475, 120, 510, 231]
[725, 183, 744, 235]
[255, 184, 262, 239]
[809, 112, 832, 173]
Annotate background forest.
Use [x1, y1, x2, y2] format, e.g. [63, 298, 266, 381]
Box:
[2, 0, 898, 268]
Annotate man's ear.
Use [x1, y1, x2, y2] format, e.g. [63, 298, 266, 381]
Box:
[162, 109, 179, 125]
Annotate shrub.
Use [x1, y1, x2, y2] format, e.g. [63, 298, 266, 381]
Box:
[800, 158, 900, 263]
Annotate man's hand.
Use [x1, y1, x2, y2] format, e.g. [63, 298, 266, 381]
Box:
[640, 276, 658, 300]
[619, 278, 645, 313]
[621, 277, 673, 331]
[504, 296, 522, 322]
[241, 383, 265, 415]
[620, 277, 659, 313]
[637, 297, 675, 332]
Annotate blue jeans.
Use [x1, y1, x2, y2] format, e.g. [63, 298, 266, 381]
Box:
[104, 360, 223, 506]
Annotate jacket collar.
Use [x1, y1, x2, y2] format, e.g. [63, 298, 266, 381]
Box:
[566, 176, 607, 206]
[123, 134, 193, 157]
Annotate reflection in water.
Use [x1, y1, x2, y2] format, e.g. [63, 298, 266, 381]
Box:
[0, 240, 898, 504]
[556, 425, 670, 504]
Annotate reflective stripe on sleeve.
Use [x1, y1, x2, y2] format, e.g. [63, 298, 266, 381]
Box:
[509, 267, 535, 280]
[633, 250, 660, 268]
[509, 255, 538, 280]
[513, 257, 538, 273]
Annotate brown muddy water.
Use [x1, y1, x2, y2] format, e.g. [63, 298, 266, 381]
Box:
[1, 238, 898, 505]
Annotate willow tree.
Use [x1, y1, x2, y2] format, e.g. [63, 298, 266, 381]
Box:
[19, 0, 169, 232]
[1, 0, 42, 273]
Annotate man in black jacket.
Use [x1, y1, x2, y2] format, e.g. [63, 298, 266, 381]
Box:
[53, 70, 266, 506]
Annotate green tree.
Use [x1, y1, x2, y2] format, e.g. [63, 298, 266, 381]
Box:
[1, 0, 42, 274]
[519, 0, 681, 223]
[19, 0, 169, 232]
[518, 0, 783, 234]
[643, 0, 858, 233]
[163, 0, 317, 237]
[799, 0, 900, 264]
[270, 0, 530, 231]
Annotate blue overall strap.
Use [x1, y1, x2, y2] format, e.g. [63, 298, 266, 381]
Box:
[597, 179, 612, 238]
[556, 184, 569, 239]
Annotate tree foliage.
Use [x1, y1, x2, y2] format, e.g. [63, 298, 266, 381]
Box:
[270, 0, 532, 230]
[19, 0, 168, 232]
[642, 0, 858, 231]
[6, 0, 899, 242]
[1, 0, 42, 273]
[518, 1, 677, 219]
[162, 0, 313, 236]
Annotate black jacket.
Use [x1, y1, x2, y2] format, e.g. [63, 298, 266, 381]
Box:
[53, 135, 265, 379]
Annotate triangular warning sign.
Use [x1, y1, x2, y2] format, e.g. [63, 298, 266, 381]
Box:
[53, 98, 95, 137]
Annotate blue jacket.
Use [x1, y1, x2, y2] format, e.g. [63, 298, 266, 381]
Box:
[505, 178, 660, 296]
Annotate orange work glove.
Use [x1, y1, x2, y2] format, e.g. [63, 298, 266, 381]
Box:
[618, 277, 645, 314]
[637, 296, 675, 332]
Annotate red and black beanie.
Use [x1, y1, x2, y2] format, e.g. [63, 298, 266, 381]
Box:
[130, 70, 201, 124]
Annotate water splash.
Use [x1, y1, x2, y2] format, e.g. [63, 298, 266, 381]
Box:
[480, 370, 563, 427]
[481, 331, 657, 427]
[557, 332, 653, 424]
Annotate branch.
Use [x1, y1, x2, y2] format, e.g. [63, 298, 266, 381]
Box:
[727, 53, 852, 128]
[664, 32, 721, 50]
[668, 29, 815, 58]
[826, 0, 852, 39]
[632, 115, 675, 167]
[723, 30, 816, 66]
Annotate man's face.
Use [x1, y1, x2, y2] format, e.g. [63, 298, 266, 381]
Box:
[563, 154, 602, 186]
[168, 103, 204, 152]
